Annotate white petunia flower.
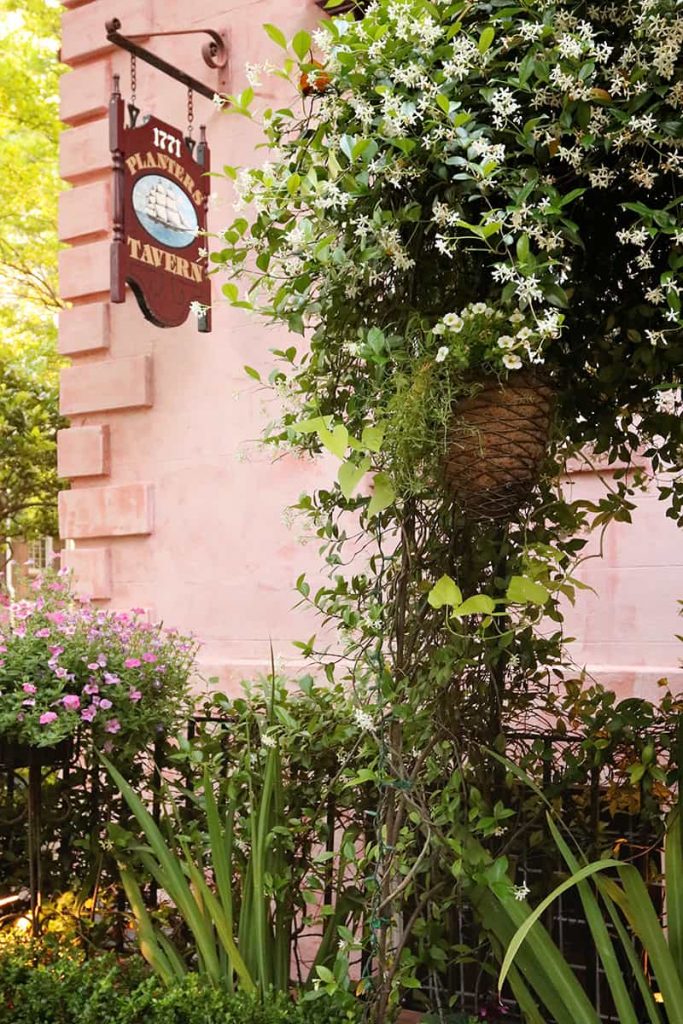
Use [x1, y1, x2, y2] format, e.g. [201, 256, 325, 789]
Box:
[443, 313, 464, 332]
[435, 346, 450, 363]
[503, 352, 523, 370]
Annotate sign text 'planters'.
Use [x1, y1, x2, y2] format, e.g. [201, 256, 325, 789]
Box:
[109, 76, 211, 332]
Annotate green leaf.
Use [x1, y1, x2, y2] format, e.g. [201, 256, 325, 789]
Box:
[428, 575, 463, 609]
[318, 423, 348, 459]
[222, 283, 239, 302]
[361, 423, 385, 453]
[506, 576, 550, 605]
[478, 26, 495, 53]
[292, 30, 311, 61]
[543, 283, 569, 308]
[263, 23, 287, 49]
[452, 594, 496, 618]
[436, 93, 450, 115]
[338, 456, 370, 499]
[243, 365, 261, 382]
[666, 810, 683, 982]
[367, 472, 395, 517]
[547, 816, 640, 1024]
[291, 415, 331, 434]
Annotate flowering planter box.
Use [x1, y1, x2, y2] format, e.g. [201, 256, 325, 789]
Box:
[0, 737, 72, 769]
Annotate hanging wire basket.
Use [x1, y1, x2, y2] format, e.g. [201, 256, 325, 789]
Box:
[443, 372, 555, 521]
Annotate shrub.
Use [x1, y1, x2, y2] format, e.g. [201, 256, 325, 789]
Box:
[0, 942, 360, 1024]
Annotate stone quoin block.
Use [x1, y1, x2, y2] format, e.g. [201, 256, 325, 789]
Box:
[58, 426, 111, 479]
[58, 304, 110, 356]
[59, 239, 110, 301]
[59, 483, 154, 539]
[61, 547, 112, 599]
[59, 119, 110, 182]
[61, 1, 152, 65]
[58, 180, 111, 242]
[60, 60, 111, 125]
[60, 356, 153, 416]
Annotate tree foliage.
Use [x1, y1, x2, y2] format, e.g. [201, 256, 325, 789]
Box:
[0, 0, 64, 560]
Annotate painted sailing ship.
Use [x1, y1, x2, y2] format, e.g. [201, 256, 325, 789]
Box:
[143, 182, 196, 235]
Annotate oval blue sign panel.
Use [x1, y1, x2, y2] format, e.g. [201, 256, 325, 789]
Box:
[132, 174, 199, 249]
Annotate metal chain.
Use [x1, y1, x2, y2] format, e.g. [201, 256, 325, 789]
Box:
[187, 87, 194, 136]
[130, 53, 137, 107]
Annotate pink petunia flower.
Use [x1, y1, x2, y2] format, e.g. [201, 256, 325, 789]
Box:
[128, 689, 142, 702]
[99, 698, 113, 711]
[81, 705, 97, 722]
[124, 657, 141, 668]
[142, 652, 157, 663]
[39, 711, 58, 725]
[62, 694, 80, 711]
[105, 719, 121, 734]
[35, 628, 51, 638]
[22, 683, 37, 694]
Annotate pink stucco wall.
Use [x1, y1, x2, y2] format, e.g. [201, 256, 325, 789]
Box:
[58, 0, 683, 697]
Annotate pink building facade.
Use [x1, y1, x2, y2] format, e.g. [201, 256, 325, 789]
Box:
[58, 0, 683, 697]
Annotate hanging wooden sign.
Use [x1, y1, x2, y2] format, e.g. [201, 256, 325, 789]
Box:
[109, 77, 211, 332]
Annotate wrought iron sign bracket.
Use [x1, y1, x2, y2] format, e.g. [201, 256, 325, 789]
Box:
[105, 19, 227, 102]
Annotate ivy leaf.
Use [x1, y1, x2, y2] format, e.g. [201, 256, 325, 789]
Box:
[292, 30, 311, 61]
[506, 576, 550, 605]
[452, 594, 497, 618]
[361, 423, 385, 453]
[263, 23, 287, 49]
[338, 457, 370, 499]
[428, 575, 463, 609]
[318, 423, 348, 459]
[367, 472, 395, 517]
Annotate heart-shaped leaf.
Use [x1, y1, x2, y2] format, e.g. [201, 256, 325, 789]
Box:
[367, 472, 395, 517]
[452, 594, 497, 618]
[319, 423, 348, 459]
[428, 575, 463, 609]
[362, 423, 385, 453]
[506, 576, 550, 605]
[338, 457, 370, 499]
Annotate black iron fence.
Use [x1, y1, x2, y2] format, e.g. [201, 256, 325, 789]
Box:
[0, 721, 670, 1023]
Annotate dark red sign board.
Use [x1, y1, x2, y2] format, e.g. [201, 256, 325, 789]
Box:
[109, 83, 211, 331]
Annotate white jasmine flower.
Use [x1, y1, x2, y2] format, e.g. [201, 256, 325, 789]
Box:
[353, 708, 375, 731]
[189, 301, 208, 318]
[245, 62, 262, 87]
[261, 733, 277, 749]
[435, 346, 450, 363]
[490, 87, 520, 119]
[212, 93, 226, 109]
[513, 882, 530, 901]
